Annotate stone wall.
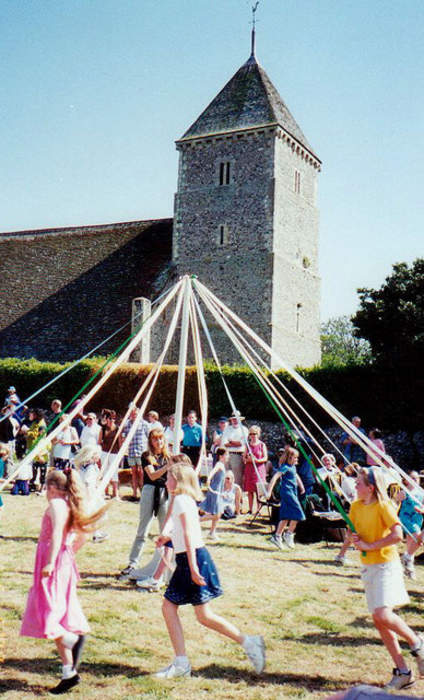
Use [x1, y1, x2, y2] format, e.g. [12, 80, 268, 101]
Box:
[271, 129, 321, 368]
[173, 128, 276, 364]
[0, 219, 173, 361]
[172, 124, 321, 369]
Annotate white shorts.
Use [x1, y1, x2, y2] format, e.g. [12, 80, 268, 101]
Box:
[101, 451, 119, 482]
[361, 558, 409, 613]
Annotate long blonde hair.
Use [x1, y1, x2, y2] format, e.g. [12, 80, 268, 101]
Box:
[168, 462, 202, 502]
[145, 428, 170, 464]
[46, 469, 108, 532]
[358, 466, 388, 503]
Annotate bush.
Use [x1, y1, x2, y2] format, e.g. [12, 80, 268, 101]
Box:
[0, 357, 422, 431]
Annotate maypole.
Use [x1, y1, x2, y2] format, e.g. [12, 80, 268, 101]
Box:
[173, 277, 192, 456]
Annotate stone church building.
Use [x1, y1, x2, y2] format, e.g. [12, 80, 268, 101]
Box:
[0, 45, 321, 368]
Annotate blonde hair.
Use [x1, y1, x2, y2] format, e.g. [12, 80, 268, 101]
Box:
[74, 444, 101, 468]
[344, 462, 358, 477]
[0, 442, 10, 459]
[169, 453, 192, 466]
[224, 469, 235, 485]
[358, 466, 388, 503]
[46, 469, 108, 532]
[168, 462, 202, 501]
[280, 446, 299, 464]
[322, 453, 336, 467]
[146, 428, 169, 463]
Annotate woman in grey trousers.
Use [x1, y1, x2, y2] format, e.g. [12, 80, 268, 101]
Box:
[119, 428, 170, 580]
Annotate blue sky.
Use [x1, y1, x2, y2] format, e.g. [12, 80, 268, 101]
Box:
[1, 0, 423, 320]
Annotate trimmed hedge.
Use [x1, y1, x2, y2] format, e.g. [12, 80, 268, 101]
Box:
[0, 357, 422, 432]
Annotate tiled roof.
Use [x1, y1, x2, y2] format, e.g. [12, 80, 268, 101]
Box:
[180, 54, 315, 156]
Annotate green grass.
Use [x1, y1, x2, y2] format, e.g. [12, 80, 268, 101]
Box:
[1, 488, 424, 699]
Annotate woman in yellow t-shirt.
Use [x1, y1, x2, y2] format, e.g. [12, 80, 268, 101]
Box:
[348, 467, 424, 691]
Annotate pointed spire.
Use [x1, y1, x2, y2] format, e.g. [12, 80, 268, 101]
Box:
[250, 2, 259, 59]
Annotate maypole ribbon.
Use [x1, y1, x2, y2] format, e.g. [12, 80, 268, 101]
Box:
[0, 280, 183, 493]
[194, 281, 357, 534]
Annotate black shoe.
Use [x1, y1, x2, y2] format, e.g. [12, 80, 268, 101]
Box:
[72, 634, 86, 670]
[49, 674, 80, 694]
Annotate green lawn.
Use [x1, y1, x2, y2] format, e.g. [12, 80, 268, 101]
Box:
[1, 488, 424, 699]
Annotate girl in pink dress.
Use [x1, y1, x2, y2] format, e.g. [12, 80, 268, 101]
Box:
[242, 426, 268, 514]
[20, 469, 106, 695]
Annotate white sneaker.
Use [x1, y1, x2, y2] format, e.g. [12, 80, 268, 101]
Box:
[269, 534, 284, 550]
[92, 532, 109, 543]
[334, 553, 347, 566]
[243, 635, 266, 674]
[154, 661, 191, 679]
[207, 531, 219, 541]
[283, 531, 295, 549]
[136, 576, 162, 591]
[411, 636, 424, 676]
[384, 667, 414, 689]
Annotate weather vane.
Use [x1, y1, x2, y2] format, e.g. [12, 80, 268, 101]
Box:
[251, 2, 260, 57]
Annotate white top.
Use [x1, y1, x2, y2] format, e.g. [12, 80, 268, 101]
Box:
[79, 462, 99, 498]
[163, 426, 184, 449]
[165, 493, 204, 554]
[53, 427, 73, 459]
[17, 460, 33, 480]
[80, 423, 101, 447]
[220, 424, 249, 453]
[147, 420, 163, 433]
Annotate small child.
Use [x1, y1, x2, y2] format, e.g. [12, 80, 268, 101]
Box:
[74, 445, 109, 544]
[221, 469, 242, 519]
[347, 466, 424, 690]
[20, 469, 107, 694]
[397, 471, 423, 580]
[267, 446, 305, 550]
[153, 462, 265, 679]
[199, 447, 227, 540]
[335, 463, 358, 565]
[10, 454, 33, 495]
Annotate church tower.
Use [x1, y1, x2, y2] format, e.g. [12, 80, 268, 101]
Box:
[173, 40, 321, 368]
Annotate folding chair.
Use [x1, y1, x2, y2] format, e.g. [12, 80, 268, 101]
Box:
[249, 482, 280, 530]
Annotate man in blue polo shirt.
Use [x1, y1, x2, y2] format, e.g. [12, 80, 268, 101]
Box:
[182, 410, 203, 467]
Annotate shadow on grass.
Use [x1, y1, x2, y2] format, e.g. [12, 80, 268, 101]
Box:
[79, 571, 121, 580]
[291, 632, 381, 648]
[195, 664, 342, 691]
[0, 678, 45, 695]
[4, 657, 147, 679]
[80, 582, 139, 592]
[294, 558, 354, 567]
[217, 541, 272, 553]
[0, 536, 38, 542]
[310, 570, 359, 579]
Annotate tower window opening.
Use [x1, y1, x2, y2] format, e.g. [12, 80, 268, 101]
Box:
[217, 224, 228, 246]
[294, 170, 301, 194]
[219, 161, 231, 185]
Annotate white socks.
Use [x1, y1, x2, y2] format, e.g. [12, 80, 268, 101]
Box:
[62, 664, 76, 679]
[175, 655, 189, 667]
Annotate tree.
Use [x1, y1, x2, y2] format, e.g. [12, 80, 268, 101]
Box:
[321, 315, 372, 367]
[352, 259, 424, 366]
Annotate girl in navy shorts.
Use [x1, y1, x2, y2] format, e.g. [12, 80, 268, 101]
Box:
[154, 462, 265, 679]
